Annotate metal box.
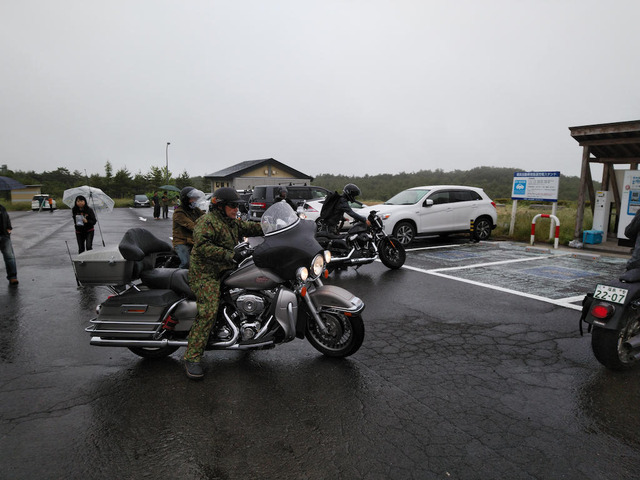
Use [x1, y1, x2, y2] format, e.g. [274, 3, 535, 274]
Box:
[73, 249, 134, 285]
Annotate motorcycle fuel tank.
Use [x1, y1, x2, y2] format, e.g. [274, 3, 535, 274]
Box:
[224, 261, 283, 290]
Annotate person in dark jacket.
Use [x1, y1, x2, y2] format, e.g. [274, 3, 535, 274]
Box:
[182, 187, 263, 380]
[321, 183, 370, 234]
[625, 209, 640, 270]
[72, 195, 97, 254]
[152, 191, 161, 219]
[273, 186, 297, 210]
[172, 187, 205, 269]
[0, 203, 18, 285]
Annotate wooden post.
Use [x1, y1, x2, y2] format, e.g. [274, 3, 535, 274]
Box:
[574, 146, 590, 240]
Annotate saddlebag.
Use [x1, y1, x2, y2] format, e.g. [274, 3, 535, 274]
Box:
[90, 289, 181, 338]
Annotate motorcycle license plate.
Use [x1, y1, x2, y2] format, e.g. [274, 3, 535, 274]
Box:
[593, 284, 628, 304]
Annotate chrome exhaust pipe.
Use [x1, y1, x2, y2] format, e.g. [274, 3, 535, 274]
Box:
[90, 337, 188, 348]
[90, 307, 242, 349]
[623, 333, 640, 350]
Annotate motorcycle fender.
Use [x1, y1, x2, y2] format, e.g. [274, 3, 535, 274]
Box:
[585, 283, 640, 330]
[307, 285, 365, 314]
[273, 288, 298, 341]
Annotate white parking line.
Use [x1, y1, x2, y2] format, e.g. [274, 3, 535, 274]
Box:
[402, 254, 584, 311]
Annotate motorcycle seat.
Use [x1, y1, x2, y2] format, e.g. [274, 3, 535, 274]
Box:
[140, 268, 196, 300]
[620, 268, 640, 283]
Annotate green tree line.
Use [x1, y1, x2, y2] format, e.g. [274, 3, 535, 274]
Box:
[313, 166, 595, 202]
[1, 162, 209, 201]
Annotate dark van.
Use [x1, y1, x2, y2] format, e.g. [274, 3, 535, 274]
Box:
[248, 185, 330, 221]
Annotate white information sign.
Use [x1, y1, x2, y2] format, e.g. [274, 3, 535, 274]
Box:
[511, 171, 560, 202]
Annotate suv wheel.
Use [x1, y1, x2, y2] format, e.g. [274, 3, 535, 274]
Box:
[475, 216, 493, 241]
[393, 221, 416, 246]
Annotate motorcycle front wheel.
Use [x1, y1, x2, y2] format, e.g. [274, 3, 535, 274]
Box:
[128, 345, 180, 359]
[306, 312, 364, 357]
[378, 237, 406, 269]
[591, 308, 640, 370]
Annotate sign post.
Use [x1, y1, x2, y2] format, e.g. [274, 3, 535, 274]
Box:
[510, 171, 560, 239]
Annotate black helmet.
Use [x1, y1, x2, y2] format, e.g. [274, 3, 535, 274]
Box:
[279, 186, 288, 197]
[343, 183, 361, 202]
[179, 187, 195, 206]
[213, 187, 241, 208]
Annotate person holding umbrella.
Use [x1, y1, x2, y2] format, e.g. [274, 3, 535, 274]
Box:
[72, 195, 97, 254]
[0, 202, 18, 285]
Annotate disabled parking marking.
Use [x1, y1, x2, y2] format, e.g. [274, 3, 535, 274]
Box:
[402, 251, 584, 311]
[522, 265, 599, 281]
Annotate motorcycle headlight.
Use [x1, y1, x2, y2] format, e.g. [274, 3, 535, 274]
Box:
[296, 267, 309, 282]
[310, 253, 325, 279]
[323, 250, 331, 264]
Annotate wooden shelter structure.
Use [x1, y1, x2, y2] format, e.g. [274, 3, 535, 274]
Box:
[569, 120, 640, 240]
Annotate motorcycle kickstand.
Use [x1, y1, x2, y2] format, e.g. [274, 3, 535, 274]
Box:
[303, 293, 329, 334]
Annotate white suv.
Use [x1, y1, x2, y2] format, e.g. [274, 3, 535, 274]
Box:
[363, 185, 497, 245]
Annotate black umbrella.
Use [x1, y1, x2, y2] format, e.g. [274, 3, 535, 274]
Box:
[0, 176, 26, 191]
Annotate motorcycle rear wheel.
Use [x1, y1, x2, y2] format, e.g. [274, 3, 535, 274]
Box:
[378, 237, 406, 269]
[306, 312, 364, 357]
[128, 345, 180, 359]
[591, 309, 640, 370]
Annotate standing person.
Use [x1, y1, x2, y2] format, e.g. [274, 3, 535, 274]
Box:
[625, 209, 640, 270]
[273, 186, 296, 210]
[0, 203, 18, 285]
[183, 187, 263, 380]
[72, 195, 97, 254]
[172, 187, 205, 269]
[161, 191, 170, 219]
[48, 196, 54, 213]
[152, 191, 160, 220]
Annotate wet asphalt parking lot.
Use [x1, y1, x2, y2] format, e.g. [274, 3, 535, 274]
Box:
[1, 207, 640, 480]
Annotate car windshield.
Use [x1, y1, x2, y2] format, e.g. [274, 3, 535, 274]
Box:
[135, 195, 147, 201]
[384, 189, 430, 205]
[261, 201, 300, 236]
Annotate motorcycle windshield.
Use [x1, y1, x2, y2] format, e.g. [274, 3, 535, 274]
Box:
[261, 202, 300, 236]
[254, 204, 323, 279]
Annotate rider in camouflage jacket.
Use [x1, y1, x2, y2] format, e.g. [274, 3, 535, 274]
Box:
[183, 187, 263, 378]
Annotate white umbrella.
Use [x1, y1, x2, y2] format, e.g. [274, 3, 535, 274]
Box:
[63, 186, 114, 246]
[63, 185, 114, 212]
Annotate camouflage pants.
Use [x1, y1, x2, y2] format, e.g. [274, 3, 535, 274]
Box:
[183, 278, 221, 363]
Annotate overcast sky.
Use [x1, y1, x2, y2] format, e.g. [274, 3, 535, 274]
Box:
[2, 1, 638, 180]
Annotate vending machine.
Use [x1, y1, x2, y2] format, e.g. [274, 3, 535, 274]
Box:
[593, 191, 612, 237]
[617, 170, 640, 240]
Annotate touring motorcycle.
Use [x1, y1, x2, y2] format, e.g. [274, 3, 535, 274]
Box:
[313, 210, 406, 271]
[580, 268, 640, 370]
[81, 202, 365, 359]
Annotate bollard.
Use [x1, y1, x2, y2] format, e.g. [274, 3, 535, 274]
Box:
[469, 219, 478, 243]
[530, 214, 560, 249]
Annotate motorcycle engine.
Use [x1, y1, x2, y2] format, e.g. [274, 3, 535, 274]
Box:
[235, 294, 265, 316]
[228, 289, 270, 341]
[349, 232, 372, 250]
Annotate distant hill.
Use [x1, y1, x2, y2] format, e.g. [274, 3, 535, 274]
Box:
[313, 167, 593, 202]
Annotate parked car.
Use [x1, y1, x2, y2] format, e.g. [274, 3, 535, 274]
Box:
[133, 194, 151, 208]
[248, 185, 330, 221]
[31, 195, 57, 211]
[299, 198, 369, 230]
[360, 185, 497, 245]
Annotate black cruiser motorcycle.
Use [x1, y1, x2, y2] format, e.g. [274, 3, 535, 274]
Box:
[314, 210, 406, 271]
[80, 203, 365, 359]
[580, 268, 640, 370]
